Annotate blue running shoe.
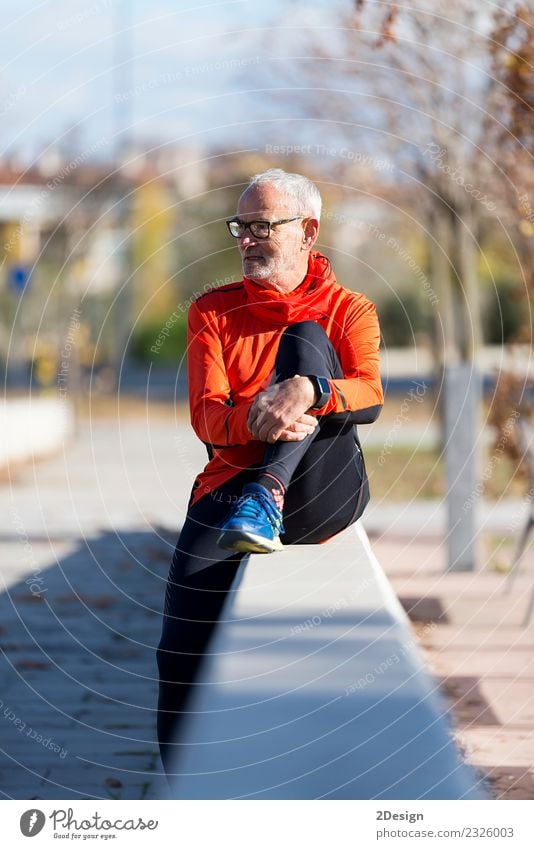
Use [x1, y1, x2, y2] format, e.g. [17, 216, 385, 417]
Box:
[217, 483, 285, 553]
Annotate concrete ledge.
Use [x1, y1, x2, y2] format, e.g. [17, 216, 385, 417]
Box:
[166, 522, 488, 800]
[0, 398, 73, 469]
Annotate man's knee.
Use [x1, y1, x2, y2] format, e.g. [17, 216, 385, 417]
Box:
[278, 320, 331, 359]
[275, 320, 338, 378]
[280, 320, 328, 344]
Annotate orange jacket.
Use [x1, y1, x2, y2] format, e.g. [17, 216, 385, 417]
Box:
[187, 252, 383, 506]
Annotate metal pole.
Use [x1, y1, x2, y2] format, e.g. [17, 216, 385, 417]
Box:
[444, 363, 481, 571]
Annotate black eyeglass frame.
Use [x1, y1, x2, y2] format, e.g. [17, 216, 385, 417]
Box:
[225, 216, 304, 239]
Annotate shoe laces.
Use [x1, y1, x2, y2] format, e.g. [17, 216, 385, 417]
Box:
[236, 489, 285, 533]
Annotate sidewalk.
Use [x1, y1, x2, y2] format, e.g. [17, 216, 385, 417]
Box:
[371, 533, 534, 800]
[0, 416, 532, 799]
[0, 417, 207, 800]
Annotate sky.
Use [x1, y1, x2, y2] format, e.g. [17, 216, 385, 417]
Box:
[0, 0, 339, 165]
[0, 0, 504, 172]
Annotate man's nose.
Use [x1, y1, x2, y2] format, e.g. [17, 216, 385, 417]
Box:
[238, 231, 256, 248]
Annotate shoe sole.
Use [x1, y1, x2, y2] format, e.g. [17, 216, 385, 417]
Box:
[217, 529, 284, 554]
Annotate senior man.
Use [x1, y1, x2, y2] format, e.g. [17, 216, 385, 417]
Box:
[156, 168, 383, 774]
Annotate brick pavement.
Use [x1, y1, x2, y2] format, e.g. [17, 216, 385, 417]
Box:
[371, 533, 534, 800]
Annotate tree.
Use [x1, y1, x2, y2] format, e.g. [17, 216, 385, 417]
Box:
[290, 0, 512, 364]
[486, 2, 534, 472]
[489, 1, 534, 330]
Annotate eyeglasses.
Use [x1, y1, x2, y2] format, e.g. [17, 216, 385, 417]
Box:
[226, 216, 303, 239]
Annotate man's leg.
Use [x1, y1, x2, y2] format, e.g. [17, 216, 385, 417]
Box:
[156, 475, 253, 776]
[279, 414, 368, 544]
[259, 320, 351, 489]
[218, 321, 369, 551]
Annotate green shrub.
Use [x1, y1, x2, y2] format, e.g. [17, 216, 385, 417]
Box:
[129, 314, 188, 364]
[484, 279, 525, 344]
[378, 291, 431, 347]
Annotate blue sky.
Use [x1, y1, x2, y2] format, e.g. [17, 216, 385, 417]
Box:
[0, 0, 499, 171]
[0, 0, 339, 164]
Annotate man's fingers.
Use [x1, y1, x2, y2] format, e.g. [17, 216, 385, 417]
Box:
[288, 424, 315, 436]
[258, 422, 276, 442]
[277, 429, 308, 442]
[291, 419, 317, 433]
[249, 395, 318, 442]
[253, 412, 318, 442]
[297, 413, 318, 427]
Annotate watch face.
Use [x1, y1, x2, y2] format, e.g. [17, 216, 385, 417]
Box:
[312, 376, 331, 408]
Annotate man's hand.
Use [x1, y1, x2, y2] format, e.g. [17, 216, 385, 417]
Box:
[276, 413, 319, 442]
[247, 375, 318, 443]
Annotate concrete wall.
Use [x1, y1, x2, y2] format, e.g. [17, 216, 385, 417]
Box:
[0, 398, 74, 469]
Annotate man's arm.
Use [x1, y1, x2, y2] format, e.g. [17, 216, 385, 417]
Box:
[188, 300, 317, 447]
[248, 295, 383, 438]
[187, 299, 254, 446]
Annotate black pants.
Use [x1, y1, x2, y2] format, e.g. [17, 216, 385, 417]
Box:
[156, 321, 369, 774]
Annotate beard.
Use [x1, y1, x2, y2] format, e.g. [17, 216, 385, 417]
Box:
[241, 246, 304, 292]
[241, 254, 275, 282]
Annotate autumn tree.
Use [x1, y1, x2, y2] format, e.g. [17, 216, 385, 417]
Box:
[264, 0, 526, 367]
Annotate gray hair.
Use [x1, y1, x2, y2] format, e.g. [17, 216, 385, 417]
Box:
[243, 168, 322, 219]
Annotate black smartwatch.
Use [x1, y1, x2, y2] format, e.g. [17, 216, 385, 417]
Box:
[306, 375, 331, 410]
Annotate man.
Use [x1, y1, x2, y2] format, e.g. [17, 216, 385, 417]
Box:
[156, 168, 383, 775]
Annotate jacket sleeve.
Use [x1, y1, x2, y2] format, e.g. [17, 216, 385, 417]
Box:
[314, 295, 383, 423]
[187, 298, 254, 446]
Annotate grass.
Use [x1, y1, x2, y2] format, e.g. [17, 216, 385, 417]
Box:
[365, 447, 528, 502]
[366, 447, 444, 500]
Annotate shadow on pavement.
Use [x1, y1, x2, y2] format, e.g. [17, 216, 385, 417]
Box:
[0, 527, 177, 800]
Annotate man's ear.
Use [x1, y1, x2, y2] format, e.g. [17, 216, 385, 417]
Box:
[303, 217, 319, 248]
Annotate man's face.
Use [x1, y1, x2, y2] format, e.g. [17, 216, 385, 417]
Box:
[235, 184, 306, 289]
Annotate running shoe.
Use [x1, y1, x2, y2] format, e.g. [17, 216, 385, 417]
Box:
[217, 483, 285, 553]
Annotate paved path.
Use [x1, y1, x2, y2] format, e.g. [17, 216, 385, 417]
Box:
[0, 416, 208, 800]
